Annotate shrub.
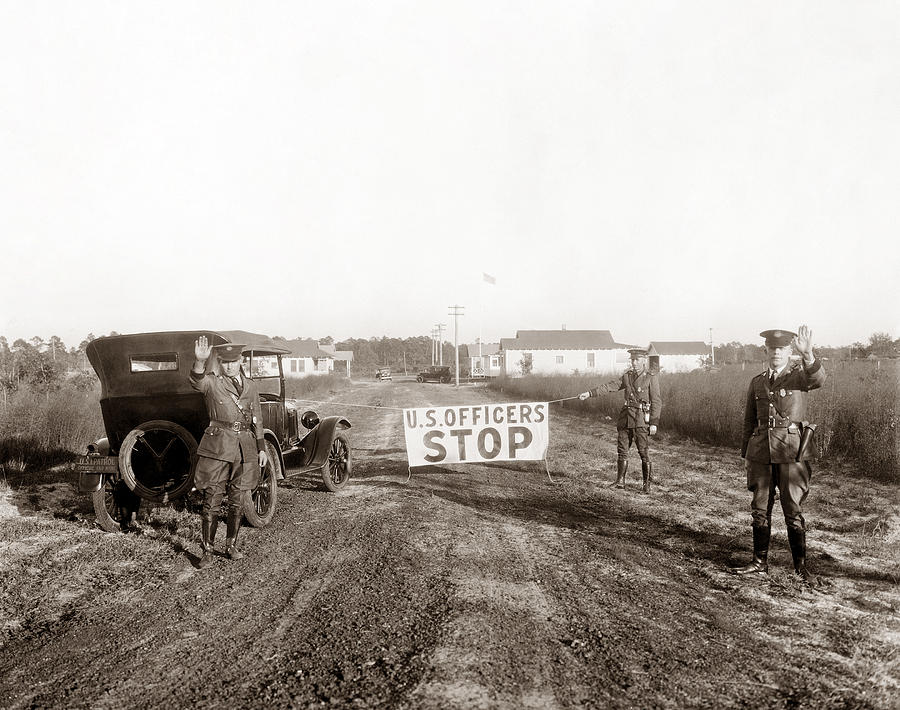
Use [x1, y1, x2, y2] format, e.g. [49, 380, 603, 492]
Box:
[0, 382, 103, 472]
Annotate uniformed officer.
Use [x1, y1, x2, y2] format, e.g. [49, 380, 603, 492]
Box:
[190, 336, 268, 568]
[579, 347, 662, 493]
[732, 325, 825, 582]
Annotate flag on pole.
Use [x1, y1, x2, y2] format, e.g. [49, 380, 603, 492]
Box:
[482, 272, 496, 285]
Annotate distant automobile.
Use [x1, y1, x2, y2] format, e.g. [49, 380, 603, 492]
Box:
[416, 365, 451, 384]
[375, 367, 392, 381]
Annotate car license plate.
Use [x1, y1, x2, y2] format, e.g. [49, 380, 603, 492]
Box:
[75, 455, 118, 474]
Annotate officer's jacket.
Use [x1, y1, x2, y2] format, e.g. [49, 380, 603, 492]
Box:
[190, 370, 265, 463]
[741, 359, 825, 464]
[590, 368, 662, 429]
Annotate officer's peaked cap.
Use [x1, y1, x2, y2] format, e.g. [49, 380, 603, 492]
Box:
[627, 347, 649, 357]
[759, 329, 795, 347]
[213, 343, 246, 362]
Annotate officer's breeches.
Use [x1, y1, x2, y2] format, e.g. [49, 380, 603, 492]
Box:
[195, 455, 256, 520]
[617, 428, 650, 462]
[746, 460, 810, 530]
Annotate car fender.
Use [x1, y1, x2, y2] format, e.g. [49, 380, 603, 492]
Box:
[299, 416, 351, 469]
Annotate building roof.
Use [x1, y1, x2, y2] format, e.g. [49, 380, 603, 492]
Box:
[282, 338, 334, 359]
[463, 342, 501, 357]
[649, 341, 710, 356]
[500, 330, 629, 350]
[320, 344, 354, 361]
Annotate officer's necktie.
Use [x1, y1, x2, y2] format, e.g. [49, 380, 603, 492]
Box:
[768, 371, 775, 389]
[231, 376, 243, 395]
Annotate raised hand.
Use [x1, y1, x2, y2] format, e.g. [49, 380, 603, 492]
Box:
[793, 325, 814, 360]
[195, 335, 212, 361]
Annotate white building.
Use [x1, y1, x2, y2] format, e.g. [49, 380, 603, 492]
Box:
[462, 342, 502, 378]
[499, 330, 632, 377]
[320, 343, 354, 376]
[281, 338, 335, 378]
[648, 341, 709, 372]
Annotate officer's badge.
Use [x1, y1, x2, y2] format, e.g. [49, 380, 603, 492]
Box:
[779, 388, 786, 397]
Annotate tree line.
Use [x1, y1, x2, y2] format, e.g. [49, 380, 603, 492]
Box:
[1, 330, 896, 393]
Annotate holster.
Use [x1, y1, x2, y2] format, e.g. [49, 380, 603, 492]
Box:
[796, 422, 818, 462]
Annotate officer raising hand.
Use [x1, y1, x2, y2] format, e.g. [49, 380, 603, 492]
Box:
[731, 325, 826, 583]
[190, 337, 268, 568]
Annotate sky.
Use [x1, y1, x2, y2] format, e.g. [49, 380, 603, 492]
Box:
[1, 1, 898, 351]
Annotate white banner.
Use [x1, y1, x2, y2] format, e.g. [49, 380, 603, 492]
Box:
[403, 402, 549, 467]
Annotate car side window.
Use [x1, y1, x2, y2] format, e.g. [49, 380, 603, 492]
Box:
[130, 353, 177, 372]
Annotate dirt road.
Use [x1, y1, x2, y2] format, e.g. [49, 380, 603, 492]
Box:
[1, 379, 897, 709]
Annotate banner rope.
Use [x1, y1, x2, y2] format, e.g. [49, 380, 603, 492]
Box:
[290, 395, 582, 410]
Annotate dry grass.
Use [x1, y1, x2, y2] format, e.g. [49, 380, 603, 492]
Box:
[491, 360, 899, 482]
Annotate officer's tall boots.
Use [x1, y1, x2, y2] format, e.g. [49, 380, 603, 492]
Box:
[613, 459, 627, 488]
[731, 526, 770, 574]
[225, 510, 244, 560]
[788, 527, 813, 583]
[198, 517, 218, 569]
[641, 461, 652, 493]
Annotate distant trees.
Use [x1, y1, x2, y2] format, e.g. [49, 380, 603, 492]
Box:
[335, 336, 436, 374]
[0, 333, 100, 396]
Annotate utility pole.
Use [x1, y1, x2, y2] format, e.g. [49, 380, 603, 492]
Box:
[448, 305, 464, 387]
[709, 327, 715, 366]
[430, 328, 437, 365]
[435, 323, 446, 365]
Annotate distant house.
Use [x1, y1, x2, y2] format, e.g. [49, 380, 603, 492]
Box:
[499, 330, 632, 377]
[320, 344, 353, 376]
[217, 330, 336, 378]
[648, 341, 709, 373]
[281, 338, 335, 378]
[462, 342, 502, 378]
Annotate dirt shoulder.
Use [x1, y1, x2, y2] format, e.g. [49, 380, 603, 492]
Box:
[0, 380, 897, 709]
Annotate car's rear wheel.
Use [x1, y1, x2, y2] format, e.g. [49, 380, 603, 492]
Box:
[244, 440, 279, 527]
[416, 375, 424, 383]
[118, 420, 197, 504]
[322, 433, 351, 492]
[92, 477, 142, 533]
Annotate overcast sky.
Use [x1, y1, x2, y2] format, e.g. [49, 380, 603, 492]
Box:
[1, 1, 897, 350]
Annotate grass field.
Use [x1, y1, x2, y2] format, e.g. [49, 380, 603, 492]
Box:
[490, 359, 898, 482]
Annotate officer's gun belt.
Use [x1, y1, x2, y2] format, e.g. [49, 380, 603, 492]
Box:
[757, 415, 794, 429]
[210, 419, 251, 432]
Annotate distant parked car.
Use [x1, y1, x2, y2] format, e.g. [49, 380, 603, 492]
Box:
[375, 367, 392, 381]
[417, 365, 451, 383]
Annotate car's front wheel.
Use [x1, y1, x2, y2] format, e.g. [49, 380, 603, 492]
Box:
[322, 434, 351, 492]
[244, 440, 279, 527]
[416, 375, 424, 383]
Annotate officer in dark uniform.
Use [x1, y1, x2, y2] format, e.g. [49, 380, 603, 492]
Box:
[190, 336, 268, 568]
[579, 347, 662, 493]
[732, 325, 825, 582]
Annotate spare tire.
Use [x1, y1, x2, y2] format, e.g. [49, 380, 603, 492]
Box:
[118, 420, 197, 504]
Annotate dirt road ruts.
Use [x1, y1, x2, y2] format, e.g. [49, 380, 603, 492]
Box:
[1, 379, 897, 709]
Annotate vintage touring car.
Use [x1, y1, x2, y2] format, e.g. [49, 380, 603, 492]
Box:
[75, 330, 352, 532]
